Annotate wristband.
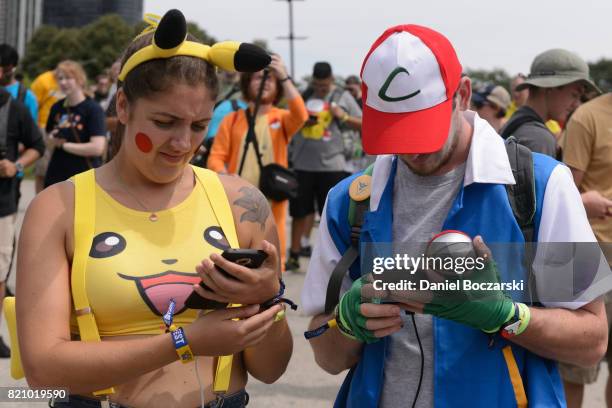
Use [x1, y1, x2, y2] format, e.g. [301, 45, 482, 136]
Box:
[260, 279, 298, 311]
[279, 75, 292, 83]
[15, 162, 24, 180]
[340, 113, 349, 123]
[500, 302, 531, 338]
[334, 304, 357, 340]
[170, 326, 195, 363]
[162, 298, 194, 363]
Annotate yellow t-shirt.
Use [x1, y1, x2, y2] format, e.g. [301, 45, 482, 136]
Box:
[562, 93, 612, 256]
[30, 70, 63, 128]
[545, 119, 561, 136]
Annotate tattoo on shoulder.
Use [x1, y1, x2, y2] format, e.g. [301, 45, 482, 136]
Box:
[233, 186, 270, 230]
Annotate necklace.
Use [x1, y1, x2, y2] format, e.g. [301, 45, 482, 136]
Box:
[114, 162, 186, 222]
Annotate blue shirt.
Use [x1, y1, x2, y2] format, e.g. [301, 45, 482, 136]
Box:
[206, 99, 246, 140]
[5, 82, 38, 124]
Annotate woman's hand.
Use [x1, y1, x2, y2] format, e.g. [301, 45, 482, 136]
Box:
[185, 303, 284, 356]
[49, 138, 67, 149]
[194, 240, 281, 305]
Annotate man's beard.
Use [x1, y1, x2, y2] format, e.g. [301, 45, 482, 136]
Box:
[404, 128, 459, 176]
[260, 93, 276, 105]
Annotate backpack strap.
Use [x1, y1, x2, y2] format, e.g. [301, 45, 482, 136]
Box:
[0, 97, 11, 153]
[230, 99, 240, 112]
[17, 83, 27, 104]
[324, 164, 374, 314]
[504, 136, 538, 305]
[500, 109, 544, 140]
[72, 170, 115, 396]
[504, 136, 536, 242]
[191, 166, 239, 394]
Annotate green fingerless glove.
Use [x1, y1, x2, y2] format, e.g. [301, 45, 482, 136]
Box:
[336, 277, 380, 344]
[423, 260, 515, 332]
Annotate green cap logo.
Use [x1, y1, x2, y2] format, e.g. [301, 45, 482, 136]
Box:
[378, 67, 421, 102]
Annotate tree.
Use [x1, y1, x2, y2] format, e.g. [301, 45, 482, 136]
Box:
[22, 14, 217, 81]
[252, 39, 271, 53]
[21, 25, 64, 78]
[132, 20, 217, 45]
[464, 68, 512, 92]
[186, 22, 216, 45]
[588, 58, 612, 92]
[79, 14, 134, 77]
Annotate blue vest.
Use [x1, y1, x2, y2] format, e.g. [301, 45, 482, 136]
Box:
[324, 154, 566, 408]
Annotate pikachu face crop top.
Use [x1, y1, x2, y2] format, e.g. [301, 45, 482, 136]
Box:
[71, 167, 233, 336]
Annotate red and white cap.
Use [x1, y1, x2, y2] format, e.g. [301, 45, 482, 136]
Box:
[360, 25, 462, 154]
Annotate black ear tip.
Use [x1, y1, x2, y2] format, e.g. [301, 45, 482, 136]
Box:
[234, 43, 272, 72]
[155, 9, 187, 50]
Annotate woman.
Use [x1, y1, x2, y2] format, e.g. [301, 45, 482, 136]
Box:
[17, 10, 291, 408]
[207, 55, 308, 266]
[44, 60, 106, 187]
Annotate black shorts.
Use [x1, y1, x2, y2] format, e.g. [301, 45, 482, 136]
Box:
[289, 170, 350, 218]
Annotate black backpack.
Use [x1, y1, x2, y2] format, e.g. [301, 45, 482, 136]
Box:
[323, 137, 538, 314]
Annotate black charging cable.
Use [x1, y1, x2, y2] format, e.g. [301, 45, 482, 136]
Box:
[407, 311, 424, 408]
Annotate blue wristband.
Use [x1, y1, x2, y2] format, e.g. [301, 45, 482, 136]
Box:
[171, 326, 194, 363]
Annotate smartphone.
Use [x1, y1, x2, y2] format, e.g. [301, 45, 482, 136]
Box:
[184, 249, 268, 310]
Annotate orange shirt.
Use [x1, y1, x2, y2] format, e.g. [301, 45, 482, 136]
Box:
[207, 97, 308, 173]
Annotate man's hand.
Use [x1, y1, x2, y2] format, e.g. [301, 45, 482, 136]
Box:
[581, 190, 612, 219]
[0, 159, 17, 178]
[269, 54, 289, 82]
[330, 102, 347, 121]
[422, 236, 515, 332]
[336, 276, 403, 343]
[383, 236, 516, 332]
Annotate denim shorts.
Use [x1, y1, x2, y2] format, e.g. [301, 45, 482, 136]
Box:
[49, 389, 249, 408]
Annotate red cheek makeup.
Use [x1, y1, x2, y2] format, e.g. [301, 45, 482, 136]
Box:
[135, 132, 153, 153]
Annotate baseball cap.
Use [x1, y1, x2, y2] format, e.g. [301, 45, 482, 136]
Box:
[345, 75, 361, 85]
[516, 49, 600, 93]
[472, 84, 511, 112]
[360, 25, 462, 154]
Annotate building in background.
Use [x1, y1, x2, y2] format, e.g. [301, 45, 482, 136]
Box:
[43, 0, 143, 27]
[0, 0, 43, 58]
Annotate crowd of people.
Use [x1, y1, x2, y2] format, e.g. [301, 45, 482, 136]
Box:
[0, 8, 611, 408]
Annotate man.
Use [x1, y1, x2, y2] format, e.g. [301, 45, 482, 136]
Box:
[504, 74, 529, 120]
[302, 25, 610, 407]
[0, 66, 45, 358]
[207, 54, 307, 269]
[0, 44, 38, 122]
[287, 62, 362, 271]
[345, 75, 363, 109]
[93, 73, 111, 107]
[560, 91, 612, 408]
[472, 83, 511, 132]
[500, 49, 597, 158]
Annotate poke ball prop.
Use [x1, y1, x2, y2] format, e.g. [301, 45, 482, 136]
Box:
[425, 230, 476, 278]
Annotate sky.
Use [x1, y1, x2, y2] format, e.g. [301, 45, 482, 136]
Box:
[143, 0, 612, 81]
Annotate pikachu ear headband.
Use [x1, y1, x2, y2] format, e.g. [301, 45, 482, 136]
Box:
[118, 9, 271, 82]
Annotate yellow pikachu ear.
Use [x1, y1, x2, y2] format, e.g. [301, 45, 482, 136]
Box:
[209, 42, 271, 73]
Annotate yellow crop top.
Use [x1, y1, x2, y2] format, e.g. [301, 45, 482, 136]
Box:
[70, 166, 233, 336]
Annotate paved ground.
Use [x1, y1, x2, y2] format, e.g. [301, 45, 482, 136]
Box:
[0, 180, 607, 407]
